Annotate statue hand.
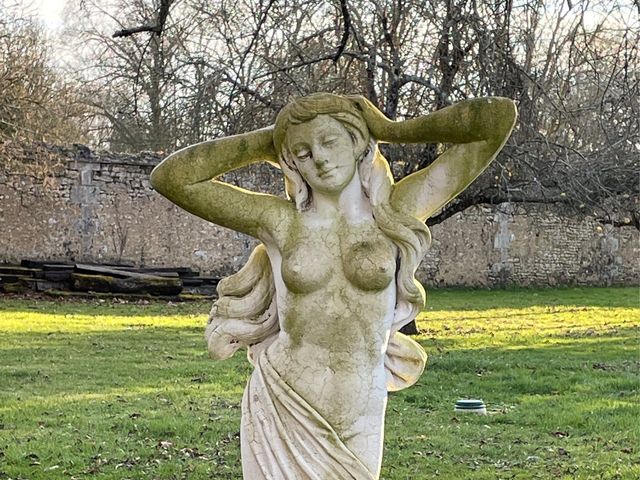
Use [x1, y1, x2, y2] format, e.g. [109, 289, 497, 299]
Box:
[348, 95, 393, 142]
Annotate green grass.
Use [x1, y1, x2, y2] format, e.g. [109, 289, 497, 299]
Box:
[0, 287, 638, 479]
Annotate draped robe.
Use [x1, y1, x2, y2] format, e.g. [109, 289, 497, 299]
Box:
[240, 332, 427, 479]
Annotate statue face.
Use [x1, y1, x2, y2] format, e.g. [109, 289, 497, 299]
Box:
[285, 115, 357, 195]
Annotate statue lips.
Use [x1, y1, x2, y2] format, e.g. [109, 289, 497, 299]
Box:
[318, 166, 337, 178]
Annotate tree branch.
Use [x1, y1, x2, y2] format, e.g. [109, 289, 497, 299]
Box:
[333, 0, 351, 63]
[113, 24, 160, 38]
[112, 0, 174, 38]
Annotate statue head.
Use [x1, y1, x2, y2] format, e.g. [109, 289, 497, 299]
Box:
[273, 93, 372, 209]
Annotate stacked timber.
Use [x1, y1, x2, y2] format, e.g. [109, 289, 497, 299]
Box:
[72, 264, 182, 295]
[0, 260, 219, 298]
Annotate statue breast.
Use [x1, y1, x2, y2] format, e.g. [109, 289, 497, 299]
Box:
[341, 236, 396, 291]
[281, 238, 334, 294]
[280, 221, 396, 294]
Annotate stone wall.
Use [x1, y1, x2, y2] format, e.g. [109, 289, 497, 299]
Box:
[1, 142, 638, 287]
[418, 203, 638, 287]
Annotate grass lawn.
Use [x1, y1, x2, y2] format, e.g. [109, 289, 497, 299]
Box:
[0, 287, 638, 479]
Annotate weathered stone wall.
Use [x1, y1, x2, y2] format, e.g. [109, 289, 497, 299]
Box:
[1, 142, 638, 286]
[418, 203, 638, 287]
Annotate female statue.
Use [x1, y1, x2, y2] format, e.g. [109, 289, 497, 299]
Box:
[150, 93, 516, 479]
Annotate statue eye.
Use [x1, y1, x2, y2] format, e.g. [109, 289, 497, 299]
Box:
[323, 137, 337, 147]
[296, 150, 311, 161]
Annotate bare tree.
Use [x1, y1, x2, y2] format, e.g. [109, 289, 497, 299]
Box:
[66, 0, 638, 227]
[57, 0, 637, 334]
[0, 2, 88, 145]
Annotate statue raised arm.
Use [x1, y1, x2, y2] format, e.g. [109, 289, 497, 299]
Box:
[151, 93, 516, 479]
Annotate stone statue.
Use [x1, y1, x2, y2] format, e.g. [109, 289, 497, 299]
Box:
[150, 93, 516, 479]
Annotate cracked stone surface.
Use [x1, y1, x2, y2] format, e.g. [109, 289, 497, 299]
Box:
[151, 93, 516, 479]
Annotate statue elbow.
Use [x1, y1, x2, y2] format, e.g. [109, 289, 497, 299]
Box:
[505, 99, 518, 129]
[497, 98, 518, 134]
[485, 97, 518, 141]
[150, 162, 170, 195]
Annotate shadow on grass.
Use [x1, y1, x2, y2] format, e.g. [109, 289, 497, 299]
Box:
[421, 306, 639, 324]
[0, 298, 211, 317]
[2, 324, 638, 479]
[1, 287, 637, 318]
[419, 325, 639, 346]
[1, 325, 637, 407]
[2, 289, 637, 480]
[425, 286, 639, 311]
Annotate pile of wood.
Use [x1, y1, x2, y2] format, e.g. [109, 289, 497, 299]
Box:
[0, 260, 219, 299]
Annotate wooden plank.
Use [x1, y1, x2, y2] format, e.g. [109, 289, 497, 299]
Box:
[1, 276, 36, 292]
[123, 266, 198, 276]
[71, 273, 182, 296]
[105, 266, 195, 278]
[117, 269, 181, 278]
[35, 280, 68, 292]
[182, 285, 217, 296]
[43, 290, 213, 301]
[0, 266, 40, 276]
[42, 270, 73, 282]
[21, 259, 70, 269]
[0, 274, 20, 284]
[1, 282, 29, 293]
[42, 264, 75, 271]
[74, 264, 175, 281]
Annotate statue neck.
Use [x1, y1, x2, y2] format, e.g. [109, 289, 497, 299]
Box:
[309, 171, 373, 223]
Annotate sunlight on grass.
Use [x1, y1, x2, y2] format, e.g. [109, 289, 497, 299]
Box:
[1, 287, 638, 479]
[0, 383, 246, 414]
[0, 311, 204, 334]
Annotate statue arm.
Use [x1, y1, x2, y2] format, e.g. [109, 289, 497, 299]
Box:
[150, 126, 293, 238]
[351, 96, 517, 222]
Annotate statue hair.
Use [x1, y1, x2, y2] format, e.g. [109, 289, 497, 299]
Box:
[206, 93, 431, 363]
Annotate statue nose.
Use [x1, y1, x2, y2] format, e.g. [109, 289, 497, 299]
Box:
[314, 152, 329, 167]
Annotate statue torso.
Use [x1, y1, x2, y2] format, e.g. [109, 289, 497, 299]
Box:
[265, 211, 397, 437]
[280, 217, 396, 294]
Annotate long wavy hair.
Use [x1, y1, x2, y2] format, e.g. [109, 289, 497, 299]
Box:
[205, 93, 431, 363]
